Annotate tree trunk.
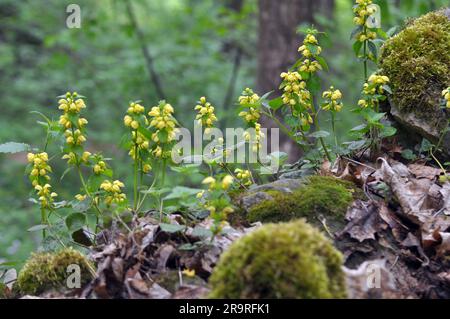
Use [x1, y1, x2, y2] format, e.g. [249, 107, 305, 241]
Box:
[257, 0, 334, 162]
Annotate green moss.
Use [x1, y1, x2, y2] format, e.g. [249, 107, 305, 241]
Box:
[247, 176, 360, 225]
[209, 220, 347, 299]
[380, 9, 450, 124]
[17, 247, 93, 295]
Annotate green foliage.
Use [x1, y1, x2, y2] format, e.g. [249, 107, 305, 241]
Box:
[380, 9, 450, 123]
[16, 247, 93, 295]
[209, 219, 347, 299]
[247, 176, 360, 225]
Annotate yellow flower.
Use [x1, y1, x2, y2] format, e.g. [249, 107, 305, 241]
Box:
[358, 99, 368, 108]
[182, 269, 196, 277]
[221, 175, 233, 190]
[75, 194, 86, 201]
[131, 120, 139, 130]
[195, 96, 217, 129]
[238, 88, 260, 105]
[202, 176, 216, 185]
[143, 164, 152, 173]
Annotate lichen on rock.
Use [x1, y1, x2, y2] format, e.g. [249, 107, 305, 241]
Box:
[208, 219, 347, 299]
[245, 176, 361, 228]
[380, 9, 450, 149]
[16, 247, 94, 296]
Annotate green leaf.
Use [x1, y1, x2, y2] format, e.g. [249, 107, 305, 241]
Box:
[315, 56, 329, 71]
[27, 224, 49, 232]
[367, 41, 378, 59]
[0, 142, 30, 154]
[380, 126, 397, 138]
[376, 28, 388, 39]
[191, 226, 213, 239]
[268, 97, 283, 110]
[164, 186, 202, 200]
[350, 26, 363, 40]
[382, 84, 392, 94]
[159, 223, 186, 233]
[353, 41, 363, 56]
[309, 130, 330, 138]
[66, 213, 86, 231]
[350, 124, 368, 132]
[71, 197, 92, 213]
[401, 149, 416, 160]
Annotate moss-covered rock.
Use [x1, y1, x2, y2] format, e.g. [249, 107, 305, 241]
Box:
[380, 9, 450, 147]
[17, 247, 93, 295]
[209, 220, 347, 298]
[246, 176, 361, 227]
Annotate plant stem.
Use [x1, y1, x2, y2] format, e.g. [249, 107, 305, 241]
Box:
[363, 27, 368, 80]
[159, 160, 167, 222]
[311, 104, 332, 161]
[133, 142, 139, 211]
[135, 171, 158, 214]
[40, 207, 47, 238]
[331, 112, 338, 148]
[261, 111, 305, 150]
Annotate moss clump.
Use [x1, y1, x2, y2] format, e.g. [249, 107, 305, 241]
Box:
[247, 176, 360, 224]
[17, 247, 93, 295]
[209, 220, 347, 298]
[380, 9, 450, 124]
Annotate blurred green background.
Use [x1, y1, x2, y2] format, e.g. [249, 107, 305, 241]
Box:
[0, 0, 446, 263]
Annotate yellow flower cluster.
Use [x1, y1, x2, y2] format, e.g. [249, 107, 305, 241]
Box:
[238, 88, 260, 105]
[364, 74, 390, 95]
[62, 151, 91, 166]
[358, 74, 390, 108]
[124, 101, 146, 130]
[27, 152, 57, 207]
[238, 88, 261, 125]
[58, 92, 88, 150]
[64, 129, 86, 145]
[280, 72, 310, 107]
[128, 131, 150, 159]
[299, 59, 322, 74]
[100, 180, 126, 205]
[322, 87, 343, 112]
[93, 158, 107, 174]
[58, 93, 88, 147]
[442, 87, 450, 109]
[238, 107, 260, 124]
[199, 175, 234, 235]
[353, 0, 378, 42]
[243, 123, 265, 152]
[195, 96, 217, 134]
[234, 168, 253, 186]
[298, 34, 322, 58]
[148, 101, 178, 158]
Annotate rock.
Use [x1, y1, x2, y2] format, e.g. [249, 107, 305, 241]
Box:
[240, 191, 273, 211]
[239, 178, 304, 211]
[380, 9, 450, 154]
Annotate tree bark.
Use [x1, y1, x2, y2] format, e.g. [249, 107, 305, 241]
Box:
[257, 0, 334, 162]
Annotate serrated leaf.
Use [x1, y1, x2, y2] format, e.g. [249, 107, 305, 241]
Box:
[353, 40, 363, 56]
[367, 41, 378, 59]
[71, 198, 92, 213]
[159, 223, 186, 233]
[315, 56, 329, 71]
[65, 212, 86, 231]
[350, 124, 368, 132]
[164, 186, 202, 200]
[268, 97, 283, 110]
[0, 142, 30, 154]
[191, 226, 213, 239]
[309, 130, 330, 138]
[27, 224, 48, 232]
